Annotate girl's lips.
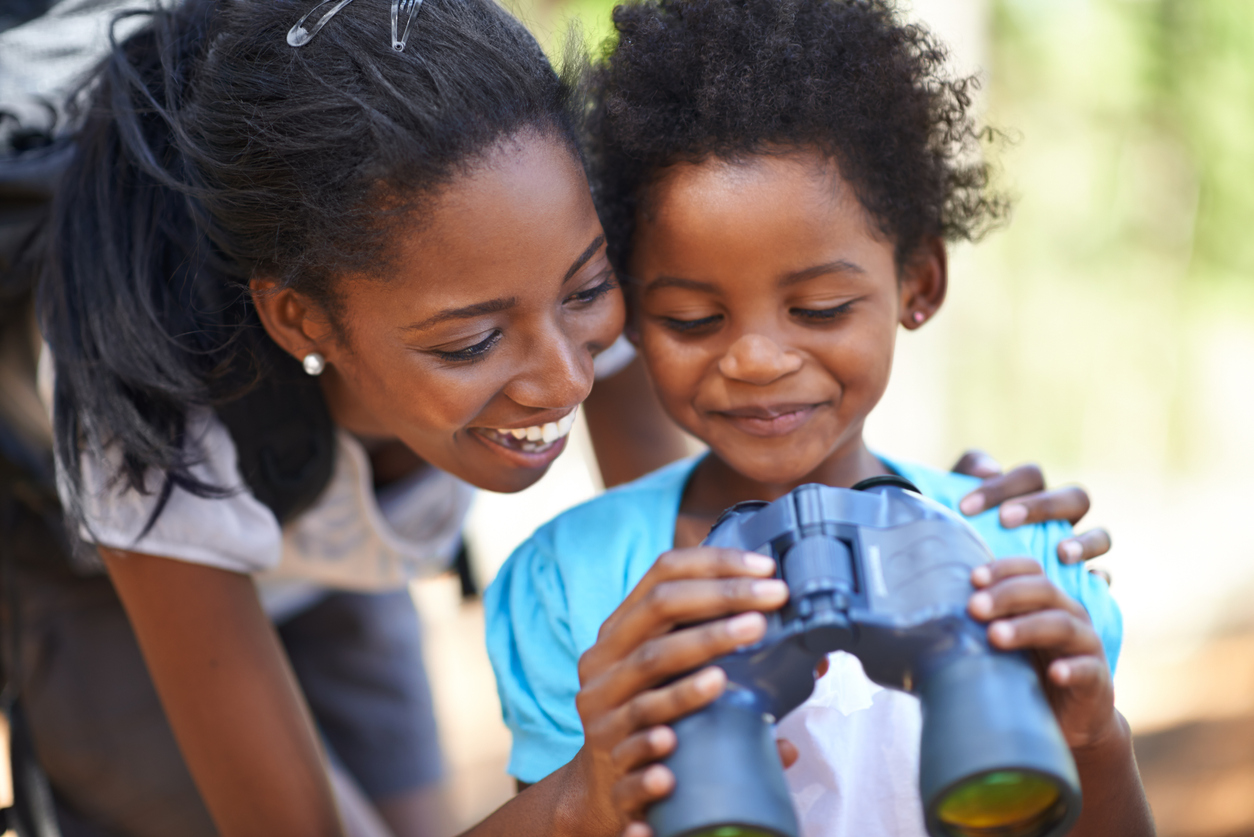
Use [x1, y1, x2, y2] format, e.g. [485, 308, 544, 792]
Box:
[714, 403, 823, 438]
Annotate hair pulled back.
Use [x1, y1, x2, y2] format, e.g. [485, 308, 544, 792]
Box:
[586, 0, 1007, 272]
[40, 0, 579, 525]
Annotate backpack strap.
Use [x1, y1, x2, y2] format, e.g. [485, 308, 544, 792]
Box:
[215, 351, 337, 526]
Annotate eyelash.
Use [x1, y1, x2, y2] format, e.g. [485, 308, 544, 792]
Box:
[568, 275, 618, 305]
[791, 301, 855, 321]
[432, 329, 502, 363]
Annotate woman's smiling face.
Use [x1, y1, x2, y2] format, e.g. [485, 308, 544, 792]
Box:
[267, 130, 625, 494]
[628, 150, 944, 492]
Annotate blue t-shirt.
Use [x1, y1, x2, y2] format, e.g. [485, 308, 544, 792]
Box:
[485, 455, 1122, 784]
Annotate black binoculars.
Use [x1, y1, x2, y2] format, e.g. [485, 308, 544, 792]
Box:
[646, 477, 1081, 837]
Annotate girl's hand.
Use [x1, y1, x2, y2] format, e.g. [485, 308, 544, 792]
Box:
[952, 451, 1113, 567]
[967, 558, 1119, 750]
[567, 547, 790, 837]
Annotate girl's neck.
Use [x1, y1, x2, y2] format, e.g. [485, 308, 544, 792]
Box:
[675, 437, 889, 548]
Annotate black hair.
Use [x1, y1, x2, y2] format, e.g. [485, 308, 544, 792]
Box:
[39, 0, 581, 531]
[585, 0, 1008, 272]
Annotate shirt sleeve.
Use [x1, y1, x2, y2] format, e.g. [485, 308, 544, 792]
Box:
[71, 409, 283, 574]
[483, 532, 587, 783]
[1022, 519, 1123, 673]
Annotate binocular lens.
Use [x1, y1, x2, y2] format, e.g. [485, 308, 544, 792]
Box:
[688, 827, 781, 837]
[935, 770, 1065, 837]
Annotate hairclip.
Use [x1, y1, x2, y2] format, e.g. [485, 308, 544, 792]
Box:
[286, 0, 426, 51]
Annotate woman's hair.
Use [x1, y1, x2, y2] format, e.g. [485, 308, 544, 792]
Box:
[40, 0, 580, 526]
[585, 0, 1008, 272]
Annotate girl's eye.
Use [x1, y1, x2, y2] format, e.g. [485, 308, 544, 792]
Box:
[662, 314, 723, 334]
[792, 301, 855, 322]
[566, 274, 619, 305]
[431, 329, 502, 363]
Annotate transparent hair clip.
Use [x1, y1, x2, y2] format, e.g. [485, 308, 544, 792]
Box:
[285, 0, 426, 51]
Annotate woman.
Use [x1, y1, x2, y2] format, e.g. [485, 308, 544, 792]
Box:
[30, 0, 1108, 834]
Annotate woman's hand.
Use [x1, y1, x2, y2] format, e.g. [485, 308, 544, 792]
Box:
[966, 558, 1154, 837]
[563, 547, 789, 837]
[952, 450, 1112, 567]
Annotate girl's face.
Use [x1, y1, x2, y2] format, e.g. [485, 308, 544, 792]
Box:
[628, 151, 944, 492]
[264, 130, 624, 493]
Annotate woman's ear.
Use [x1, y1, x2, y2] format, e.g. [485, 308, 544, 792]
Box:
[899, 236, 948, 330]
[250, 277, 338, 361]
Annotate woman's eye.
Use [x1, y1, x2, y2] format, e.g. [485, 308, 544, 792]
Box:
[567, 274, 619, 305]
[431, 329, 502, 363]
[662, 314, 723, 334]
[792, 301, 855, 322]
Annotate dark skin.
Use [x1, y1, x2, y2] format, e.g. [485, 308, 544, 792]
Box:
[101, 130, 1120, 837]
[571, 150, 1152, 837]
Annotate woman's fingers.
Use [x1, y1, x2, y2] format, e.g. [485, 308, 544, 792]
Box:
[958, 464, 1045, 516]
[1057, 528, 1113, 564]
[951, 449, 1003, 480]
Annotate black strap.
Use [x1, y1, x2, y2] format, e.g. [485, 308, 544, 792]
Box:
[214, 351, 336, 525]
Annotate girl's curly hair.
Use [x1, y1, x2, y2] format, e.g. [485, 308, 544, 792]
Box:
[585, 0, 1008, 270]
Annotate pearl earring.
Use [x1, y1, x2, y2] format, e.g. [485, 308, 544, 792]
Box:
[912, 311, 926, 325]
[302, 352, 326, 376]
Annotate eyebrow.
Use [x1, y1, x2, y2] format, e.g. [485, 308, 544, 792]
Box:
[403, 235, 607, 332]
[643, 260, 866, 297]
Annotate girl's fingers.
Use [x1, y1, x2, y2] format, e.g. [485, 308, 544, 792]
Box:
[587, 666, 726, 746]
[1048, 656, 1109, 695]
[1057, 528, 1113, 564]
[584, 610, 757, 710]
[777, 737, 799, 769]
[952, 449, 1003, 480]
[958, 464, 1045, 516]
[613, 764, 674, 819]
[987, 609, 1102, 660]
[612, 548, 776, 618]
[969, 573, 1087, 623]
[997, 486, 1092, 529]
[970, 557, 1044, 589]
[611, 726, 678, 774]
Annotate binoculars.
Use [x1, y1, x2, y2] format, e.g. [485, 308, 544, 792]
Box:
[647, 477, 1081, 837]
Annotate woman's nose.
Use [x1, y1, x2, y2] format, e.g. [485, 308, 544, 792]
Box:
[718, 333, 803, 385]
[508, 330, 593, 410]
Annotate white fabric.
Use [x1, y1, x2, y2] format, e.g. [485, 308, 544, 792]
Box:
[592, 334, 637, 379]
[76, 409, 475, 602]
[777, 652, 928, 837]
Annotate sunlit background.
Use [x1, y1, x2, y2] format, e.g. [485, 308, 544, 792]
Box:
[418, 2, 1254, 836]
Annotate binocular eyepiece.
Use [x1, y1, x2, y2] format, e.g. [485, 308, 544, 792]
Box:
[646, 478, 1081, 837]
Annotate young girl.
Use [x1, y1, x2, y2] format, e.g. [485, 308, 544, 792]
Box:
[485, 1, 1154, 835]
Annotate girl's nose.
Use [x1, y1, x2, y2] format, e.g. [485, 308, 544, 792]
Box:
[718, 333, 803, 385]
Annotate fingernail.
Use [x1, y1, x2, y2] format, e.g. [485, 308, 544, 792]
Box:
[644, 764, 673, 794]
[1052, 661, 1071, 685]
[1060, 541, 1083, 563]
[960, 492, 985, 516]
[727, 611, 766, 640]
[971, 565, 992, 586]
[744, 553, 776, 573]
[1001, 503, 1028, 528]
[990, 621, 1015, 644]
[969, 591, 993, 617]
[648, 726, 676, 751]
[694, 666, 726, 695]
[752, 579, 789, 601]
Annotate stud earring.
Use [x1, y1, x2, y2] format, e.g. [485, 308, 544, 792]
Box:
[912, 311, 926, 325]
[302, 352, 326, 376]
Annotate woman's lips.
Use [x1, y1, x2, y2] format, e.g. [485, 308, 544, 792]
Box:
[713, 403, 824, 438]
[468, 408, 577, 468]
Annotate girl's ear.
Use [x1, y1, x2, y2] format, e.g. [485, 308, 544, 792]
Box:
[250, 277, 339, 362]
[899, 236, 948, 330]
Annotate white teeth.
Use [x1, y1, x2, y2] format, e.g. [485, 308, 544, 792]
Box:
[488, 407, 580, 451]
